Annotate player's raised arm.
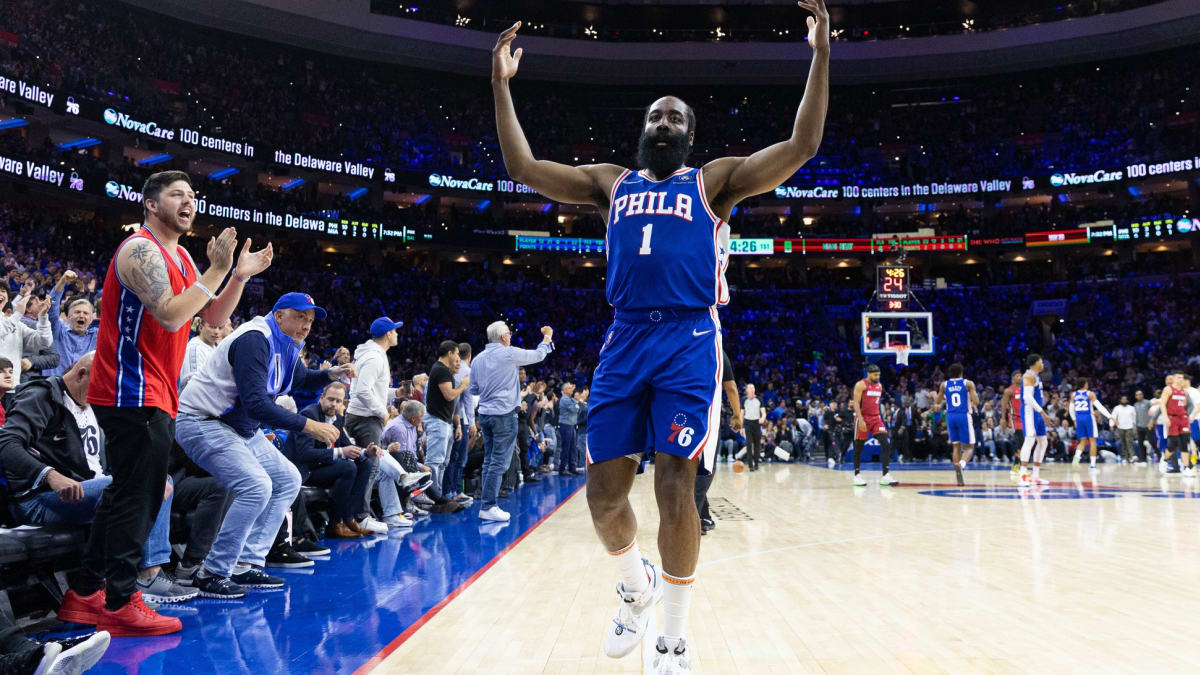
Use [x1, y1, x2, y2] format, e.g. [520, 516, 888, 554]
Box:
[491, 22, 622, 207]
[703, 0, 830, 210]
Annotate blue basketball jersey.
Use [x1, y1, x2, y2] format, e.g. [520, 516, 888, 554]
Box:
[945, 378, 970, 414]
[605, 167, 731, 311]
[1072, 390, 1093, 422]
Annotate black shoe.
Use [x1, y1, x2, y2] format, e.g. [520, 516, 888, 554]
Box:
[524, 474, 542, 483]
[266, 544, 315, 568]
[499, 488, 511, 498]
[293, 539, 331, 556]
[700, 517, 715, 530]
[231, 567, 285, 589]
[954, 465, 964, 486]
[194, 573, 248, 599]
[35, 631, 111, 673]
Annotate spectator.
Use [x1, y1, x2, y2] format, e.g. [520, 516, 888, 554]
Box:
[0, 283, 52, 385]
[167, 443, 234, 584]
[285, 382, 386, 539]
[468, 321, 554, 522]
[0, 616, 109, 675]
[47, 270, 98, 376]
[575, 386, 590, 472]
[0, 356, 12, 425]
[422, 340, 470, 491]
[380, 400, 466, 515]
[445, 342, 479, 499]
[175, 293, 349, 599]
[180, 316, 227, 385]
[0, 354, 196, 610]
[556, 382, 580, 476]
[346, 316, 405, 519]
[17, 293, 59, 381]
[1133, 390, 1152, 463]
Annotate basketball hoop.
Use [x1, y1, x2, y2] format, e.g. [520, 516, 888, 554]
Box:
[891, 345, 911, 366]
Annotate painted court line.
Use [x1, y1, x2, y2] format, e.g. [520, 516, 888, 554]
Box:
[354, 483, 586, 674]
[699, 524, 1027, 567]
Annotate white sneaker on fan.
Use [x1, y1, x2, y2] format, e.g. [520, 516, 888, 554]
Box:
[651, 636, 692, 674]
[602, 558, 663, 658]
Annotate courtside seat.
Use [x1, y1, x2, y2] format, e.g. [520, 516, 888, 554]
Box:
[0, 526, 87, 564]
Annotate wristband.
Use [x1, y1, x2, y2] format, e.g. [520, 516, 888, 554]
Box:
[234, 273, 250, 284]
[192, 281, 215, 300]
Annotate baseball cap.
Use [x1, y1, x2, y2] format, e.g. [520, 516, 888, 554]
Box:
[370, 316, 404, 338]
[272, 292, 327, 320]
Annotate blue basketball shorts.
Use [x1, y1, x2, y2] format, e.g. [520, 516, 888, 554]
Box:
[587, 307, 722, 472]
[947, 412, 974, 445]
[1191, 419, 1200, 443]
[1075, 416, 1095, 440]
[1023, 406, 1047, 437]
[1154, 425, 1167, 451]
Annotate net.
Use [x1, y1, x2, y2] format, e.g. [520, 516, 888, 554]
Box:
[891, 345, 911, 366]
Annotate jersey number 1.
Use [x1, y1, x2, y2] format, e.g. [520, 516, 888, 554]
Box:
[639, 224, 653, 255]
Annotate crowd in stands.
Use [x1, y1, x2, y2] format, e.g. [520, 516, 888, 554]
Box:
[1, 0, 1197, 192]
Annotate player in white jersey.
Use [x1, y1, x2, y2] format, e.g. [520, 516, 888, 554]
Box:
[1018, 354, 1051, 487]
[1069, 378, 1113, 471]
[1183, 374, 1200, 476]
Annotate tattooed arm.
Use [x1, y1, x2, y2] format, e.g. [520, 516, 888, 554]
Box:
[116, 236, 234, 332]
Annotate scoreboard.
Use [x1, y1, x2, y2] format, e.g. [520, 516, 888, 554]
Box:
[877, 265, 910, 310]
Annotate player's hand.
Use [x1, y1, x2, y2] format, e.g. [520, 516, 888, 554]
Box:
[206, 227, 238, 274]
[731, 411, 744, 433]
[857, 418, 867, 432]
[798, 0, 830, 52]
[234, 238, 273, 280]
[492, 22, 523, 82]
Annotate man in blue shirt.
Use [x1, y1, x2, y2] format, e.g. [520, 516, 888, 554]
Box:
[556, 382, 581, 476]
[467, 320, 554, 522]
[47, 270, 98, 375]
[176, 293, 353, 598]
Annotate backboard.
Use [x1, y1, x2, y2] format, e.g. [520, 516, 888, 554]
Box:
[860, 312, 934, 356]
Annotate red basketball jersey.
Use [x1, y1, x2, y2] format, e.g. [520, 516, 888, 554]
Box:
[1166, 386, 1188, 418]
[1008, 384, 1023, 430]
[88, 228, 197, 417]
[860, 380, 883, 419]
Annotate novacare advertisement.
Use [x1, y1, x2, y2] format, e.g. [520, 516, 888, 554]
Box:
[102, 108, 176, 140]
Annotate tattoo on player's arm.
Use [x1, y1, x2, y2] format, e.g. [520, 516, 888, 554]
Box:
[123, 241, 172, 314]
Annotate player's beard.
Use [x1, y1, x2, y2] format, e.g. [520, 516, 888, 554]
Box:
[636, 128, 690, 179]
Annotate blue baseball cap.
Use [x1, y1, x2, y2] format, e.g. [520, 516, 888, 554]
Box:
[272, 292, 326, 320]
[370, 316, 404, 338]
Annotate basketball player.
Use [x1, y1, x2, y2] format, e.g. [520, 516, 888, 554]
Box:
[1068, 378, 1113, 471]
[1186, 375, 1200, 476]
[1018, 354, 1051, 488]
[935, 363, 979, 486]
[850, 365, 896, 486]
[1161, 372, 1191, 476]
[491, 3, 830, 670]
[1000, 371, 1023, 474]
[69, 170, 272, 635]
[1147, 389, 1170, 472]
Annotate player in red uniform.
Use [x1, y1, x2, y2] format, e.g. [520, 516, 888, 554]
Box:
[1161, 371, 1191, 474]
[1000, 371, 1023, 474]
[851, 364, 896, 486]
[62, 171, 273, 637]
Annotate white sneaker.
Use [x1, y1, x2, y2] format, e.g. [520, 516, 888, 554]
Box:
[1089, 464, 1099, 472]
[1159, 460, 1169, 474]
[1184, 468, 1197, 478]
[357, 516, 388, 534]
[414, 494, 436, 508]
[1018, 473, 1034, 488]
[603, 559, 663, 658]
[652, 636, 692, 674]
[879, 473, 898, 486]
[383, 514, 414, 528]
[479, 506, 510, 522]
[1034, 475, 1050, 485]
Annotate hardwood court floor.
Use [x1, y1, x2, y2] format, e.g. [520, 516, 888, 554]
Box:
[376, 461, 1200, 674]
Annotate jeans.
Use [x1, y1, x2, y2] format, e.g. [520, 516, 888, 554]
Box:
[177, 414, 301, 578]
[80, 405, 173, 609]
[305, 458, 372, 523]
[345, 415, 382, 518]
[422, 415, 454, 490]
[443, 420, 469, 496]
[479, 412, 517, 510]
[171, 475, 232, 566]
[556, 423, 577, 473]
[576, 425, 588, 468]
[14, 475, 172, 568]
[377, 451, 408, 517]
[1117, 428, 1136, 461]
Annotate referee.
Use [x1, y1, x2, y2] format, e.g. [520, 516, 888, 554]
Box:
[743, 383, 762, 471]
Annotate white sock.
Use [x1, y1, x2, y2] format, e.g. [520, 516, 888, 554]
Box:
[232, 563, 251, 575]
[1090, 456, 1097, 467]
[1032, 466, 1040, 479]
[661, 571, 695, 640]
[609, 540, 649, 593]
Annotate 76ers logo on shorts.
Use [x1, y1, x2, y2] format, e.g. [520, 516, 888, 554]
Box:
[668, 413, 696, 448]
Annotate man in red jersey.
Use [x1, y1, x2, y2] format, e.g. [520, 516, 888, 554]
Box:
[1000, 370, 1023, 473]
[62, 171, 273, 636]
[850, 364, 896, 486]
[1161, 371, 1190, 474]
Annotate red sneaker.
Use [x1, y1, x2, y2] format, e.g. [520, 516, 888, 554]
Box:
[95, 591, 182, 637]
[57, 588, 106, 624]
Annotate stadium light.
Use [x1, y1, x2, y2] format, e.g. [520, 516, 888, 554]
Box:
[209, 167, 240, 180]
[281, 178, 306, 191]
[55, 138, 101, 151]
[137, 153, 172, 167]
[0, 118, 29, 130]
[349, 187, 368, 200]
